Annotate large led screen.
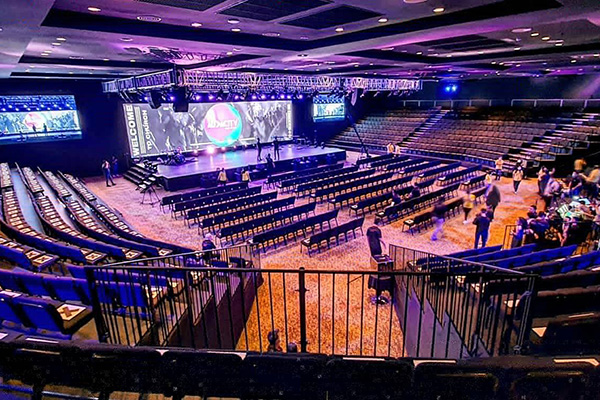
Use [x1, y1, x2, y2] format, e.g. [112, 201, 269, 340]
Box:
[313, 96, 345, 122]
[123, 101, 293, 157]
[0, 95, 82, 144]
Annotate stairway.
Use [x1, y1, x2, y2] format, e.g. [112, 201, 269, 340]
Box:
[399, 108, 449, 149]
[123, 163, 156, 186]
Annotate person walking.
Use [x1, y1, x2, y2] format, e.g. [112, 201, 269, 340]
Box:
[473, 208, 491, 249]
[512, 166, 524, 194]
[101, 159, 115, 187]
[217, 168, 227, 186]
[256, 137, 262, 161]
[494, 157, 504, 180]
[462, 188, 475, 224]
[431, 198, 447, 241]
[485, 184, 501, 220]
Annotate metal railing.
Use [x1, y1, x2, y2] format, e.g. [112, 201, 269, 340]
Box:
[87, 244, 536, 359]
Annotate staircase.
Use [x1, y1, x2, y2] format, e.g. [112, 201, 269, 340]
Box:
[123, 163, 156, 186]
[399, 108, 449, 149]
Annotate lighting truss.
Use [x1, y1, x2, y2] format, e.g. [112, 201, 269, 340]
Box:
[102, 68, 421, 95]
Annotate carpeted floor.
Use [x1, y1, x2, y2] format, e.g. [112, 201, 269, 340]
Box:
[84, 152, 541, 355]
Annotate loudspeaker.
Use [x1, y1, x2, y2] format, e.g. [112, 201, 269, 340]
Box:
[148, 91, 162, 109]
[173, 87, 189, 113]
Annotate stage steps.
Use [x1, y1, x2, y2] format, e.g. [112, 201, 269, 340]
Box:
[124, 164, 154, 186]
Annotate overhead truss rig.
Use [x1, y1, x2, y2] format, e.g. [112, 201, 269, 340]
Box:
[101, 67, 422, 94]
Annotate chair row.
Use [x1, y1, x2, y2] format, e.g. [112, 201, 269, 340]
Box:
[514, 251, 600, 275]
[397, 160, 442, 175]
[278, 165, 355, 192]
[370, 155, 411, 170]
[172, 186, 261, 217]
[186, 191, 278, 227]
[311, 172, 393, 203]
[0, 163, 13, 190]
[19, 167, 44, 195]
[355, 153, 394, 167]
[250, 209, 339, 252]
[296, 168, 375, 197]
[217, 202, 316, 244]
[350, 185, 415, 217]
[328, 175, 412, 209]
[384, 158, 425, 172]
[403, 197, 464, 234]
[59, 172, 97, 203]
[0, 236, 59, 272]
[201, 196, 296, 234]
[265, 163, 342, 187]
[40, 169, 71, 199]
[417, 162, 461, 181]
[492, 245, 578, 269]
[160, 181, 248, 210]
[301, 217, 365, 256]
[438, 165, 481, 185]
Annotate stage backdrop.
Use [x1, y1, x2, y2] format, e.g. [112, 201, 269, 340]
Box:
[123, 101, 292, 157]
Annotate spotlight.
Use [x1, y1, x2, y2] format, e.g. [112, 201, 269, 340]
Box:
[251, 94, 257, 100]
[234, 94, 240, 100]
[270, 94, 275, 100]
[298, 94, 304, 99]
[208, 94, 215, 100]
[286, 94, 292, 100]
[260, 94, 266, 100]
[169, 95, 175, 102]
[279, 94, 285, 99]
[207, 145, 216, 154]
[194, 94, 201, 101]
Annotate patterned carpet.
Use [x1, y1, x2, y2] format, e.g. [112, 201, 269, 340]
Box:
[84, 153, 540, 355]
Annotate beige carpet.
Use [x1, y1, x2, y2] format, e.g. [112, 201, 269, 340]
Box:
[83, 153, 540, 355]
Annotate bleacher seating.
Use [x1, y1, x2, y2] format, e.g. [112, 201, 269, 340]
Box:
[0, 236, 59, 271]
[40, 169, 71, 199]
[0, 163, 13, 190]
[301, 217, 364, 255]
[329, 109, 436, 151]
[20, 166, 44, 195]
[59, 172, 97, 203]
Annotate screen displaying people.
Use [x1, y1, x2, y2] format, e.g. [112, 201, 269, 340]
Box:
[123, 101, 292, 157]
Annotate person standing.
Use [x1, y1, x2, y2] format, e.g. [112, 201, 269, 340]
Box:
[541, 175, 561, 211]
[111, 155, 119, 177]
[485, 184, 501, 220]
[273, 137, 280, 161]
[537, 166, 549, 195]
[462, 188, 475, 224]
[241, 168, 251, 183]
[494, 157, 504, 180]
[431, 198, 447, 241]
[574, 157, 587, 174]
[512, 166, 524, 194]
[581, 165, 600, 199]
[256, 137, 262, 161]
[473, 208, 491, 249]
[101, 159, 115, 187]
[265, 153, 275, 175]
[511, 217, 528, 248]
[386, 142, 395, 154]
[217, 168, 227, 186]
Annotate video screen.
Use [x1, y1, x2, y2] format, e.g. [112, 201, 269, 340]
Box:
[313, 96, 345, 121]
[123, 101, 293, 157]
[0, 95, 82, 144]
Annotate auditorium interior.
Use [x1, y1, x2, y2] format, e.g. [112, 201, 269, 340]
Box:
[1, 0, 600, 399]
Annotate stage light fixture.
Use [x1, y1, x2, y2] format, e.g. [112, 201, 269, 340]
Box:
[286, 94, 292, 100]
[298, 94, 304, 99]
[194, 94, 201, 101]
[207, 145, 216, 154]
[208, 94, 215, 100]
[260, 94, 266, 100]
[234, 94, 240, 100]
[251, 94, 257, 100]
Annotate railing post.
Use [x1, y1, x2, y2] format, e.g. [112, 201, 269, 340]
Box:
[298, 267, 308, 352]
[85, 266, 109, 343]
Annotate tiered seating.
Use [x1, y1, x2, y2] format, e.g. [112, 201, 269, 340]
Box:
[0, 163, 13, 190]
[279, 165, 356, 193]
[201, 196, 295, 234]
[59, 172, 96, 203]
[40, 170, 71, 199]
[160, 182, 248, 212]
[173, 186, 261, 219]
[301, 217, 365, 255]
[296, 168, 371, 197]
[218, 202, 316, 245]
[65, 200, 169, 257]
[0, 189, 105, 264]
[20, 167, 44, 195]
[329, 109, 435, 150]
[186, 191, 277, 227]
[0, 236, 59, 271]
[34, 196, 142, 261]
[250, 209, 338, 252]
[311, 171, 392, 203]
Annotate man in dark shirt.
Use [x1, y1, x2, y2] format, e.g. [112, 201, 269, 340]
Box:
[431, 198, 447, 241]
[265, 153, 275, 175]
[473, 208, 491, 249]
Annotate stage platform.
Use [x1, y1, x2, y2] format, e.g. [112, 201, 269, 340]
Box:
[155, 144, 346, 191]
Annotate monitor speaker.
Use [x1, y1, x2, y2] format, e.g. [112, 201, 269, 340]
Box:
[148, 91, 162, 109]
[173, 87, 189, 113]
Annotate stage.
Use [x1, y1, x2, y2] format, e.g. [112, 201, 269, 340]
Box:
[155, 144, 346, 191]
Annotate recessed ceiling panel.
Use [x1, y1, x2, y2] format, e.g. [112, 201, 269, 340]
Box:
[416, 35, 513, 52]
[283, 5, 381, 30]
[220, 0, 331, 22]
[134, 0, 226, 12]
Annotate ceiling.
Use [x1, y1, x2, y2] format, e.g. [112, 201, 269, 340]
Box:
[1, 0, 600, 81]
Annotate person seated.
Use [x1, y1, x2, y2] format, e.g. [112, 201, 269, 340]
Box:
[409, 185, 421, 200]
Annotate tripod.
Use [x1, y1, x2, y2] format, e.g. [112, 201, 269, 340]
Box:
[140, 178, 160, 206]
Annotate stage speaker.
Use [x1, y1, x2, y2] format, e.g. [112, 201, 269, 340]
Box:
[173, 87, 189, 113]
[148, 91, 162, 109]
